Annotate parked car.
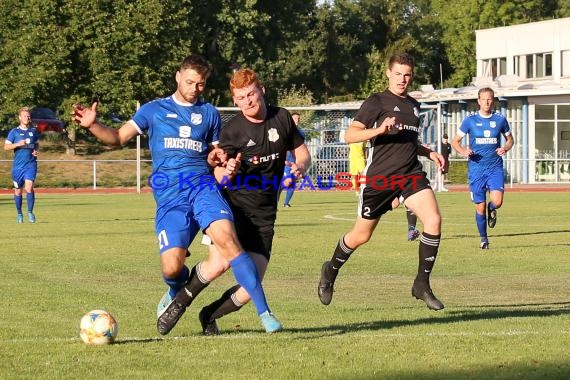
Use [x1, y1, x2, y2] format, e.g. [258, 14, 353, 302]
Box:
[30, 107, 65, 133]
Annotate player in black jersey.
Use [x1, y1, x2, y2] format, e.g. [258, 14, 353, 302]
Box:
[180, 68, 311, 334]
[318, 53, 446, 311]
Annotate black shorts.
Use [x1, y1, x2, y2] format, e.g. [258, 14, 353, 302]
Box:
[233, 211, 275, 260]
[359, 171, 432, 220]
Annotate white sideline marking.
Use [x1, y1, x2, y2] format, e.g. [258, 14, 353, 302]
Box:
[323, 214, 356, 221]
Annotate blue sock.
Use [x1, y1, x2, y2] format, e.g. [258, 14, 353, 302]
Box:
[14, 195, 23, 214]
[488, 202, 496, 211]
[26, 192, 35, 212]
[163, 265, 190, 298]
[284, 188, 295, 205]
[476, 212, 487, 238]
[230, 252, 269, 315]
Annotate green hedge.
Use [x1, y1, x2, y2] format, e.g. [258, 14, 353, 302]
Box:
[447, 159, 468, 185]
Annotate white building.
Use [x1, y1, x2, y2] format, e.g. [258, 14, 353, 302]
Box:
[410, 17, 570, 183]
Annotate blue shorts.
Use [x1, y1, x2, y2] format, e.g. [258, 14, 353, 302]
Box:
[155, 186, 233, 254]
[12, 166, 37, 188]
[469, 168, 504, 204]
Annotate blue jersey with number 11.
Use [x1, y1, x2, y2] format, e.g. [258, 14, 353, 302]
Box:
[131, 95, 221, 204]
[458, 111, 511, 180]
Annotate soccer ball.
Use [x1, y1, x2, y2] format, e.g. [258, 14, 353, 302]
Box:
[79, 309, 118, 345]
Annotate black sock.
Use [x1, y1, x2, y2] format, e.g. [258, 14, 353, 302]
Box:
[406, 209, 417, 230]
[326, 235, 355, 279]
[201, 284, 242, 322]
[175, 263, 209, 306]
[416, 232, 440, 285]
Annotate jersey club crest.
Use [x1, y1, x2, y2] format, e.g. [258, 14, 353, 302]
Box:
[268, 128, 279, 142]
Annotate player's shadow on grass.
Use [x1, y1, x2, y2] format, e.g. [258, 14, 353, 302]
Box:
[113, 302, 570, 341]
[458, 300, 570, 309]
[495, 230, 570, 237]
[32, 217, 154, 225]
[291, 302, 570, 336]
[445, 229, 570, 240]
[113, 337, 166, 344]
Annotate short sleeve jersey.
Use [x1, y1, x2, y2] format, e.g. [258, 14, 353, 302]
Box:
[457, 111, 511, 177]
[5, 126, 40, 172]
[131, 95, 221, 204]
[220, 106, 304, 224]
[355, 90, 423, 177]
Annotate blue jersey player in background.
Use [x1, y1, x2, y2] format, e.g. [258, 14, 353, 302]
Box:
[280, 112, 304, 208]
[452, 87, 514, 250]
[71, 53, 281, 334]
[4, 107, 40, 224]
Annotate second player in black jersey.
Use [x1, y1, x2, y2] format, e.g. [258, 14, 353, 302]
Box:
[357, 90, 423, 177]
[189, 68, 310, 335]
[318, 53, 447, 311]
[220, 105, 304, 229]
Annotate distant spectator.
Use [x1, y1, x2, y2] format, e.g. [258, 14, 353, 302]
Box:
[349, 141, 367, 194]
[438, 133, 452, 191]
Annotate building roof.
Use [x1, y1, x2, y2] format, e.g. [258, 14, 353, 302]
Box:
[409, 78, 570, 103]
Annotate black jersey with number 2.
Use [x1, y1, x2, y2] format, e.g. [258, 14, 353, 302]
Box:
[355, 90, 423, 177]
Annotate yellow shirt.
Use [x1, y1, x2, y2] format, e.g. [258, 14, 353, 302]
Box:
[349, 142, 366, 174]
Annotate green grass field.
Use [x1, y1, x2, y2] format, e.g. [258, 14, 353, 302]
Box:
[0, 190, 568, 379]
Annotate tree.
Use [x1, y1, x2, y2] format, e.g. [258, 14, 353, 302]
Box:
[431, 0, 562, 87]
[0, 0, 73, 118]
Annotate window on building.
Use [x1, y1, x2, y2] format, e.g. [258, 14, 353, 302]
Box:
[562, 50, 570, 77]
[520, 52, 553, 79]
[526, 55, 534, 78]
[559, 104, 570, 119]
[544, 53, 552, 77]
[535, 104, 570, 182]
[483, 57, 507, 79]
[499, 57, 507, 77]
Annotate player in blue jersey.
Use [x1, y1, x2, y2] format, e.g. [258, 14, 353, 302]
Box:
[317, 53, 446, 311]
[71, 54, 281, 334]
[281, 112, 303, 207]
[4, 107, 40, 223]
[451, 87, 514, 250]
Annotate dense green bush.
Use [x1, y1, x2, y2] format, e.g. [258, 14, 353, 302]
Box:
[448, 159, 468, 184]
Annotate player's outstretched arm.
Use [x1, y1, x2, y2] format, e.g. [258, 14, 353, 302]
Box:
[72, 102, 137, 148]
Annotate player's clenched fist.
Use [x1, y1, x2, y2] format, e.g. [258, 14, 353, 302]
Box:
[207, 147, 229, 168]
